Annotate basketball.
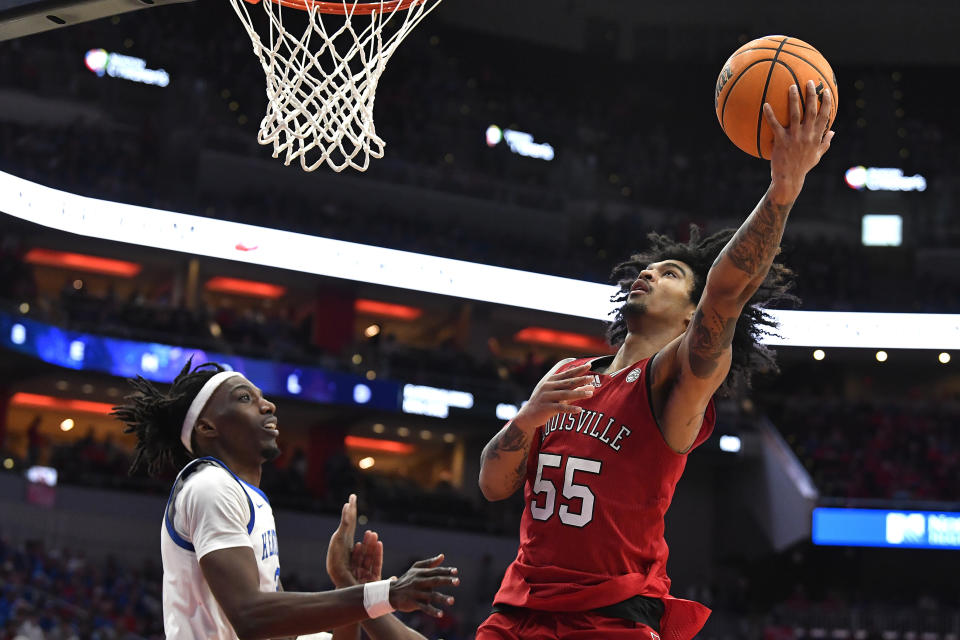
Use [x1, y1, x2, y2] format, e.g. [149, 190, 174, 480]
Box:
[715, 35, 838, 159]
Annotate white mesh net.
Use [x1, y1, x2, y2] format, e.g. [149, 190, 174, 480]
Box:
[228, 0, 444, 172]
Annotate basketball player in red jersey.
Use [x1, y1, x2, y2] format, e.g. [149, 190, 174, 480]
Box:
[477, 81, 834, 640]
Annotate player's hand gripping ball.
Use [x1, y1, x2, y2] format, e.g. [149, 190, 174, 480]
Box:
[715, 35, 838, 159]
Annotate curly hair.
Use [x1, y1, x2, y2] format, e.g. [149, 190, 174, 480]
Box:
[606, 225, 798, 394]
[111, 359, 227, 477]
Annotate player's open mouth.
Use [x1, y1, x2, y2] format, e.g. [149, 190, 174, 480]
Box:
[631, 281, 651, 294]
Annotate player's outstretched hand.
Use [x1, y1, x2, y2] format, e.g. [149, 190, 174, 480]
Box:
[763, 79, 835, 189]
[350, 528, 383, 584]
[326, 494, 361, 588]
[327, 494, 384, 589]
[388, 554, 459, 618]
[513, 362, 595, 431]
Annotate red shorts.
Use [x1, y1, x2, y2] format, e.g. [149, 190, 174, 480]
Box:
[476, 609, 662, 640]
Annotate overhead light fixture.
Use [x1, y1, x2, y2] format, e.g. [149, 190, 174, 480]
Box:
[10, 170, 960, 347]
[205, 277, 286, 299]
[11, 392, 114, 414]
[514, 327, 610, 352]
[719, 435, 741, 453]
[24, 248, 142, 277]
[813, 349, 825, 361]
[358, 456, 375, 470]
[344, 435, 414, 454]
[355, 299, 422, 320]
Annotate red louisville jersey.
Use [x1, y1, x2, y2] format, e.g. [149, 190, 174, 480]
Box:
[493, 355, 715, 640]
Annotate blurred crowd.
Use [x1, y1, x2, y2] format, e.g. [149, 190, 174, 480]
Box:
[1, 531, 957, 640]
[0, 536, 163, 640]
[0, 422, 524, 537]
[1, 7, 959, 311]
[1, 8, 959, 640]
[772, 394, 959, 502]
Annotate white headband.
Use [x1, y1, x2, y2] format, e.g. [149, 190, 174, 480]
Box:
[180, 371, 243, 454]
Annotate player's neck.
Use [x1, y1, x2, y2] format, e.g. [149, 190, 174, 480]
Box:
[204, 449, 262, 487]
[606, 325, 678, 374]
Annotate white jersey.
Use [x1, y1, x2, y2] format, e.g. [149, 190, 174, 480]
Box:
[161, 457, 285, 640]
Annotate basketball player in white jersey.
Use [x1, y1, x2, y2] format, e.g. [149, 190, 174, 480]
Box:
[113, 360, 459, 640]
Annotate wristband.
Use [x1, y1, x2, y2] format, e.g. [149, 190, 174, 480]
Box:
[362, 579, 394, 618]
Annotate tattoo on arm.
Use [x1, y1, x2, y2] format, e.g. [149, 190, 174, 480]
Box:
[723, 194, 794, 276]
[688, 307, 738, 378]
[481, 423, 529, 463]
[481, 423, 531, 491]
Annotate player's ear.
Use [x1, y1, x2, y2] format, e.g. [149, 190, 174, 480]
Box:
[195, 419, 217, 441]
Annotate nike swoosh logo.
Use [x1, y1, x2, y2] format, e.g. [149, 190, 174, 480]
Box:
[235, 243, 259, 252]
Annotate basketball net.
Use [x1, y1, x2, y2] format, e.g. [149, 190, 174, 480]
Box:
[228, 0, 444, 172]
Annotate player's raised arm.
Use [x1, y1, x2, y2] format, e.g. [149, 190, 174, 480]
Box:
[478, 360, 595, 501]
[199, 546, 458, 640]
[658, 80, 834, 453]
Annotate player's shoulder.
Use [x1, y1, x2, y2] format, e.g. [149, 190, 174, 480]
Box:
[178, 461, 247, 505]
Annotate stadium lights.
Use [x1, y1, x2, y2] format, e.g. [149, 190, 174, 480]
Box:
[496, 403, 519, 420]
[205, 276, 286, 299]
[486, 125, 555, 161]
[402, 384, 474, 419]
[344, 435, 414, 455]
[7, 169, 960, 350]
[718, 435, 741, 453]
[11, 392, 113, 414]
[514, 327, 611, 352]
[845, 166, 927, 192]
[812, 349, 825, 361]
[939, 352, 951, 364]
[355, 299, 422, 320]
[84, 48, 170, 87]
[862, 214, 903, 247]
[876, 350, 888, 362]
[59, 418, 75, 432]
[24, 248, 141, 277]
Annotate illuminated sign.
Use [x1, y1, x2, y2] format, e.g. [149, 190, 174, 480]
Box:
[0, 311, 400, 411]
[845, 166, 926, 192]
[486, 125, 555, 161]
[813, 507, 960, 550]
[84, 48, 170, 87]
[26, 466, 58, 487]
[6, 170, 960, 349]
[402, 384, 474, 418]
[862, 214, 903, 246]
[718, 435, 741, 453]
[496, 403, 519, 420]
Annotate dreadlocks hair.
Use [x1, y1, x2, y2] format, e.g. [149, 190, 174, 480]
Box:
[606, 225, 799, 395]
[111, 359, 227, 478]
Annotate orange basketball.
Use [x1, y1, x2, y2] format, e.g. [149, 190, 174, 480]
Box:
[715, 35, 838, 159]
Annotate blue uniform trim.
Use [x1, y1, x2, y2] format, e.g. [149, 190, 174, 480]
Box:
[163, 457, 260, 552]
[240, 477, 270, 505]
